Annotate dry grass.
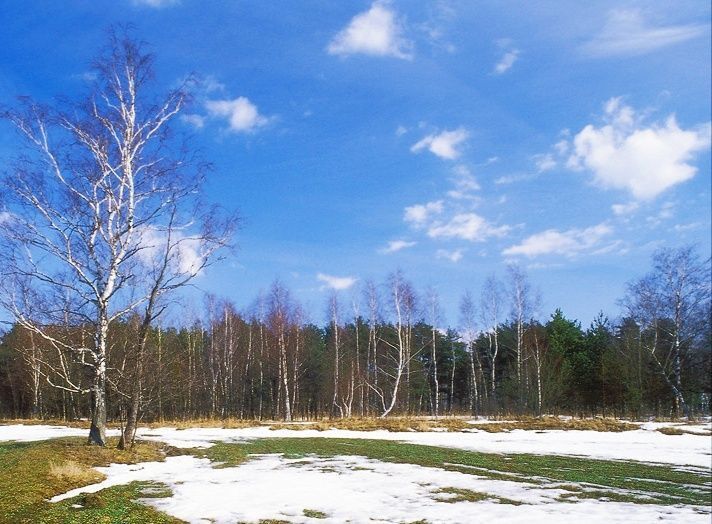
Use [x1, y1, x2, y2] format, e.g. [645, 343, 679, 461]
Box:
[141, 418, 261, 430]
[656, 426, 712, 436]
[268, 417, 472, 433]
[0, 415, 660, 434]
[48, 460, 103, 485]
[271, 416, 638, 433]
[469, 417, 639, 433]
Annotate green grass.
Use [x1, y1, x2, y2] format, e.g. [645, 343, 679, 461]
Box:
[432, 487, 523, 505]
[0, 435, 709, 523]
[0, 438, 182, 524]
[199, 437, 711, 506]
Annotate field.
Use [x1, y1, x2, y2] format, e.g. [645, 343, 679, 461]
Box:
[0, 418, 710, 523]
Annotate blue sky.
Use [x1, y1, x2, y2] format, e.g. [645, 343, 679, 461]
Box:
[1, 1, 710, 327]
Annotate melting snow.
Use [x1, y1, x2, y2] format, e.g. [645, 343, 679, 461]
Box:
[3, 422, 710, 523]
[136, 424, 712, 468]
[50, 453, 709, 524]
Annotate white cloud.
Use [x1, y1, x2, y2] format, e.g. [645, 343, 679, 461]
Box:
[317, 273, 357, 291]
[436, 249, 464, 263]
[381, 239, 417, 254]
[411, 127, 469, 160]
[567, 98, 710, 200]
[395, 125, 408, 136]
[136, 227, 206, 276]
[404, 200, 444, 227]
[611, 201, 639, 216]
[646, 201, 676, 227]
[428, 213, 510, 242]
[582, 9, 705, 57]
[328, 1, 413, 59]
[181, 114, 206, 129]
[673, 222, 703, 232]
[502, 223, 613, 258]
[494, 49, 519, 74]
[132, 0, 179, 7]
[533, 153, 556, 173]
[447, 165, 480, 200]
[494, 173, 533, 185]
[205, 97, 270, 133]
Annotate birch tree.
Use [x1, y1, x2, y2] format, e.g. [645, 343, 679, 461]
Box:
[426, 287, 441, 417]
[0, 33, 233, 445]
[480, 274, 504, 410]
[459, 292, 480, 415]
[623, 246, 710, 418]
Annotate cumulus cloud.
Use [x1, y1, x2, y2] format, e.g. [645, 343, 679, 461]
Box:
[428, 213, 510, 242]
[328, 1, 413, 59]
[317, 273, 357, 291]
[566, 97, 710, 200]
[436, 249, 464, 263]
[411, 128, 469, 160]
[582, 9, 705, 57]
[205, 97, 270, 133]
[502, 223, 613, 258]
[381, 239, 417, 254]
[404, 200, 444, 227]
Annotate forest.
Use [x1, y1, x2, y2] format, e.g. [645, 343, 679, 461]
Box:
[1, 247, 710, 426]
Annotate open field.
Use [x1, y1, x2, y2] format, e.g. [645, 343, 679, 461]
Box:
[0, 419, 710, 523]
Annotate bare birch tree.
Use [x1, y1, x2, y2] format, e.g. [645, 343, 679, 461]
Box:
[506, 264, 536, 411]
[481, 274, 504, 410]
[623, 246, 710, 418]
[0, 33, 234, 445]
[426, 287, 441, 417]
[459, 292, 480, 415]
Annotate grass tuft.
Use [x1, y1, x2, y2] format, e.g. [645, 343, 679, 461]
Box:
[48, 460, 103, 486]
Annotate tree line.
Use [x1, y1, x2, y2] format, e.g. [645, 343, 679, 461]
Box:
[1, 246, 710, 426]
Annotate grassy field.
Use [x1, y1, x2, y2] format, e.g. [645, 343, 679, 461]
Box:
[0, 438, 180, 524]
[200, 438, 711, 506]
[0, 429, 709, 523]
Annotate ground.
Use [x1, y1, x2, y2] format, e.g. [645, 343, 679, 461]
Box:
[0, 418, 710, 523]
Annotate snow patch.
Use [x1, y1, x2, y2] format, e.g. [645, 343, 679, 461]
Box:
[51, 453, 709, 524]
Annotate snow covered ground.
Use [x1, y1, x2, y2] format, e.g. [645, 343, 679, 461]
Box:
[138, 423, 712, 468]
[50, 453, 709, 524]
[1, 421, 710, 524]
[1, 421, 710, 467]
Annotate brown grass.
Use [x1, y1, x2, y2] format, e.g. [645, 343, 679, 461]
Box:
[48, 460, 103, 485]
[268, 417, 472, 433]
[271, 416, 638, 433]
[656, 426, 712, 436]
[2, 415, 650, 434]
[468, 417, 638, 433]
